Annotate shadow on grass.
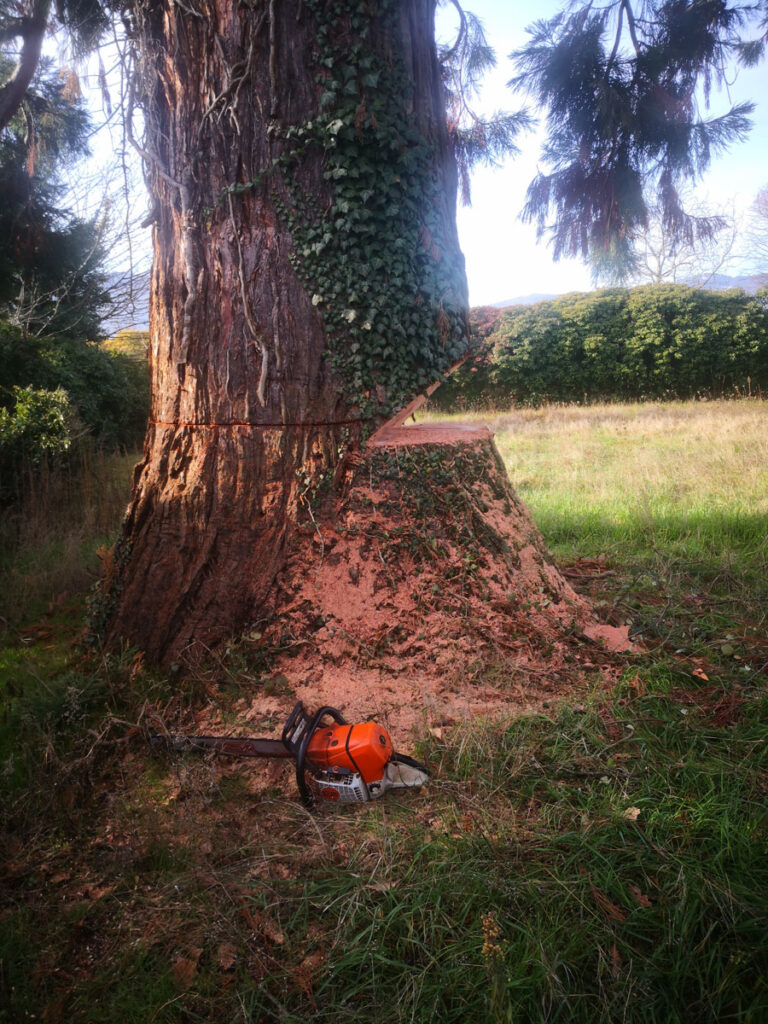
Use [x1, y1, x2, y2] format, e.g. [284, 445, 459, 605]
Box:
[534, 508, 768, 579]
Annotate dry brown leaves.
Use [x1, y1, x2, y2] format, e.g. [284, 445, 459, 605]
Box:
[172, 947, 202, 989]
[590, 882, 628, 923]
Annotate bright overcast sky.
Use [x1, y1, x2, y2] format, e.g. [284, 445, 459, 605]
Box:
[436, 0, 768, 305]
[68, 2, 768, 308]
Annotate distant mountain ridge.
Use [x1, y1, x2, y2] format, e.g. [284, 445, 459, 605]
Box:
[101, 272, 765, 337]
[490, 292, 557, 308]
[697, 273, 765, 294]
[101, 270, 151, 336]
[488, 274, 765, 311]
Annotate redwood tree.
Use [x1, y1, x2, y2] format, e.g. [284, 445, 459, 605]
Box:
[95, 0, 471, 661]
[7, 1, 760, 663]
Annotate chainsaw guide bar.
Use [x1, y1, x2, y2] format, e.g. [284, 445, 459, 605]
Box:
[150, 700, 428, 807]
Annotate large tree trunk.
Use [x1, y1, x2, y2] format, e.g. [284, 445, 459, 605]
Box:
[101, 0, 470, 661]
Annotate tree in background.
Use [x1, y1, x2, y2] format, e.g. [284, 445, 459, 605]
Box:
[744, 185, 768, 284]
[511, 0, 762, 274]
[590, 192, 740, 288]
[438, 1, 534, 204]
[0, 47, 147, 462]
[0, 0, 107, 131]
[0, 53, 111, 338]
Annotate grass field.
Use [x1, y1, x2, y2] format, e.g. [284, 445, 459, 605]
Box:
[1, 400, 767, 1022]
[429, 399, 768, 578]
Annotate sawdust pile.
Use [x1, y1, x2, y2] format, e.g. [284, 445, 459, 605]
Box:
[236, 425, 633, 740]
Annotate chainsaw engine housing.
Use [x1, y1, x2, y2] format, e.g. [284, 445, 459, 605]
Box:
[281, 702, 427, 804]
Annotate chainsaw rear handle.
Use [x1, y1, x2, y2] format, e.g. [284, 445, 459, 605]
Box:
[387, 751, 427, 771]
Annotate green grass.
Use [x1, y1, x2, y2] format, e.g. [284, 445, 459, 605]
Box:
[101, 330, 150, 361]
[424, 399, 768, 585]
[1, 400, 767, 1022]
[256, 683, 768, 1022]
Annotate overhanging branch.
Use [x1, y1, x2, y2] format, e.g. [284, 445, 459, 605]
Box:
[0, 0, 52, 132]
[441, 0, 468, 63]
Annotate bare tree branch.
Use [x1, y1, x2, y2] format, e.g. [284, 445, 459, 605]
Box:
[744, 184, 768, 283]
[620, 0, 640, 54]
[441, 0, 468, 64]
[625, 191, 739, 287]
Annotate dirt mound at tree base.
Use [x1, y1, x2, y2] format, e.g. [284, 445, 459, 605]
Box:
[240, 430, 631, 740]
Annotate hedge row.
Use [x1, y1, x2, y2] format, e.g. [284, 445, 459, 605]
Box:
[0, 322, 149, 476]
[434, 284, 768, 408]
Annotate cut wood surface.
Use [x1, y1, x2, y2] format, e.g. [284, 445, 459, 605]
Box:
[368, 421, 492, 447]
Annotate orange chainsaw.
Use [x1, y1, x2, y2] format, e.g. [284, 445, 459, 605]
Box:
[150, 701, 428, 806]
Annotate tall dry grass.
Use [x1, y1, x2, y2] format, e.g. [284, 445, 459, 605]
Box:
[422, 399, 768, 584]
[0, 447, 138, 622]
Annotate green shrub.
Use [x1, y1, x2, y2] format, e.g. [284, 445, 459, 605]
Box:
[0, 321, 149, 449]
[434, 284, 768, 408]
[0, 385, 79, 467]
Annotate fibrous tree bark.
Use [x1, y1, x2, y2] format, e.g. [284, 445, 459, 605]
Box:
[99, 0, 471, 662]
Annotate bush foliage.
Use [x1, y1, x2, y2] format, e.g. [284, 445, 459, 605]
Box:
[0, 386, 79, 466]
[0, 321, 148, 475]
[436, 285, 768, 408]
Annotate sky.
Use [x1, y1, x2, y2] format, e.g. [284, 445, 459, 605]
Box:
[435, 0, 768, 305]
[68, 1, 768, 309]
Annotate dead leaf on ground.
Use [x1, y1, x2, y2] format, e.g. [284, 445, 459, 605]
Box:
[218, 942, 238, 971]
[172, 947, 202, 988]
[625, 674, 647, 698]
[365, 879, 397, 893]
[129, 650, 145, 680]
[598, 706, 622, 741]
[590, 882, 628, 922]
[82, 883, 115, 901]
[295, 950, 327, 998]
[622, 807, 641, 821]
[628, 884, 652, 908]
[239, 905, 285, 946]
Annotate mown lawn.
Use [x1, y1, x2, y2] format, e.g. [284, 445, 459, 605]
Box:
[1, 400, 767, 1023]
